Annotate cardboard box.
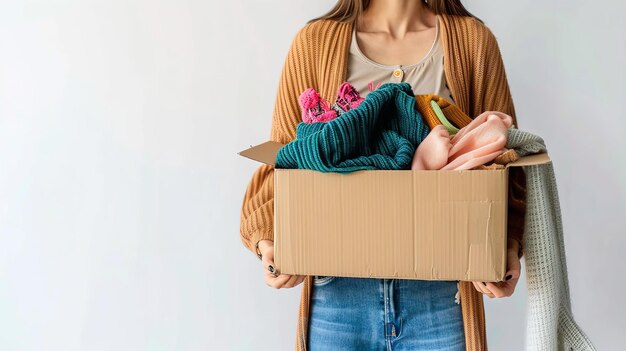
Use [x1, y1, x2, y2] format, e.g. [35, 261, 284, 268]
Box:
[239, 141, 551, 282]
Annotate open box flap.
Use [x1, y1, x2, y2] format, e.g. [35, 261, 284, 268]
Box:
[238, 141, 284, 166]
[505, 152, 551, 168]
[239, 141, 551, 168]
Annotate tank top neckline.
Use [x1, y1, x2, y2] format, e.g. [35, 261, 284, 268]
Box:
[351, 14, 440, 70]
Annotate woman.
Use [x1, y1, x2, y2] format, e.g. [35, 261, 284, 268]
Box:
[240, 1, 527, 350]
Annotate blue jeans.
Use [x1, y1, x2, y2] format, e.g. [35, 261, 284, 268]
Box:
[308, 276, 466, 351]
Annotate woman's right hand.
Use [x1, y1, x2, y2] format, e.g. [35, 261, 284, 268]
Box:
[258, 239, 307, 289]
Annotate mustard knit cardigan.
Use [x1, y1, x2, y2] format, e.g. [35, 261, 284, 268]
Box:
[240, 14, 528, 351]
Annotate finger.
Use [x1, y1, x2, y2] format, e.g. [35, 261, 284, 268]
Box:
[261, 256, 283, 280]
[490, 280, 516, 298]
[289, 274, 305, 288]
[271, 274, 288, 288]
[281, 274, 301, 288]
[264, 271, 280, 288]
[471, 282, 482, 294]
[291, 275, 306, 287]
[261, 257, 274, 273]
[506, 252, 522, 280]
[294, 275, 306, 286]
[483, 282, 507, 298]
[471, 281, 481, 293]
[505, 266, 521, 281]
[472, 281, 492, 296]
[281, 275, 306, 288]
[475, 281, 490, 294]
[266, 274, 289, 289]
[502, 278, 517, 296]
[476, 281, 496, 298]
[263, 268, 279, 281]
[262, 264, 279, 281]
[264, 270, 289, 288]
[264, 249, 274, 263]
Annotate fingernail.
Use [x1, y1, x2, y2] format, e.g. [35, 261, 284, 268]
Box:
[482, 282, 487, 286]
[268, 264, 275, 273]
[505, 274, 512, 281]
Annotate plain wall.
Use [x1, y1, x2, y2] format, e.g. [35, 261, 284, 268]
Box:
[0, 0, 624, 350]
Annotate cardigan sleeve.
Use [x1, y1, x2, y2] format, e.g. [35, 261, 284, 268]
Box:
[239, 24, 316, 258]
[473, 23, 527, 258]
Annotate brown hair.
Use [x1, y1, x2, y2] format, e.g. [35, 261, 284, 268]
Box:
[308, 0, 482, 24]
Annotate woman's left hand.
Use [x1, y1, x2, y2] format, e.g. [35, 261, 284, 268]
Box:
[472, 239, 522, 298]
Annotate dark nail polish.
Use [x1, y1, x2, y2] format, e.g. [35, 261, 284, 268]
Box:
[505, 274, 512, 281]
[482, 282, 487, 286]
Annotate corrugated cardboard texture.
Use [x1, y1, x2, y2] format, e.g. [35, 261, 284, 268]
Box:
[274, 169, 509, 282]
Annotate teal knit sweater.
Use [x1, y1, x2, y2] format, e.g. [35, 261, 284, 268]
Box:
[275, 82, 430, 173]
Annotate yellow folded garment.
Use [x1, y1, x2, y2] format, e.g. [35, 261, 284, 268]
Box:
[414, 94, 474, 130]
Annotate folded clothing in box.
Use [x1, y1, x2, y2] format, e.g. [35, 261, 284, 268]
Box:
[275, 82, 429, 172]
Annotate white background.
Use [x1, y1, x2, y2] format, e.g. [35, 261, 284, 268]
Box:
[0, 0, 624, 350]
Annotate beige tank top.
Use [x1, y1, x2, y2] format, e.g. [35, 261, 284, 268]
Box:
[346, 14, 455, 103]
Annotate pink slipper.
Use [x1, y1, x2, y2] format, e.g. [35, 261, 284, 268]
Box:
[299, 88, 338, 123]
[332, 82, 365, 115]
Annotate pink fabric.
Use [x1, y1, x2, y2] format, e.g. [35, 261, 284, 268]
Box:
[411, 125, 452, 170]
[411, 111, 514, 171]
[299, 88, 338, 123]
[335, 82, 365, 111]
[299, 82, 364, 123]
